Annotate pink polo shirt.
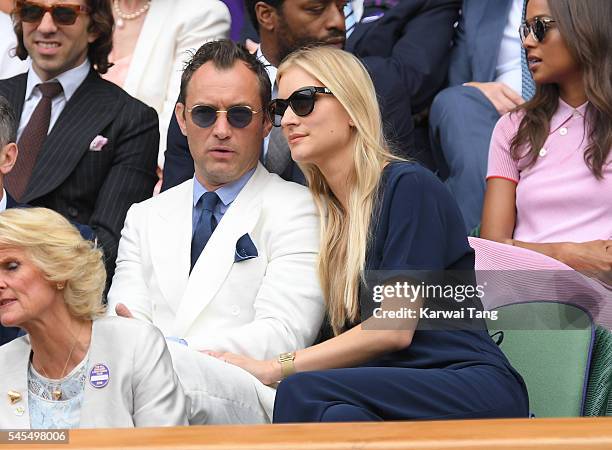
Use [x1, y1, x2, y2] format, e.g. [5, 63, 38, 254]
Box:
[487, 99, 612, 243]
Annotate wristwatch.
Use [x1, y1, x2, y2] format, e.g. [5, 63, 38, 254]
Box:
[277, 352, 296, 379]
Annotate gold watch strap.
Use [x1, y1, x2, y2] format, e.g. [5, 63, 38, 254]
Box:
[278, 352, 296, 379]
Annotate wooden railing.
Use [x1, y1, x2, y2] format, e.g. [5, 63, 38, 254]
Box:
[11, 417, 612, 450]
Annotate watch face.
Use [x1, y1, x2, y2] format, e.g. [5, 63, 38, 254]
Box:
[279, 352, 295, 362]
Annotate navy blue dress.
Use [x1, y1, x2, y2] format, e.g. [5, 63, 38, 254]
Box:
[273, 162, 529, 422]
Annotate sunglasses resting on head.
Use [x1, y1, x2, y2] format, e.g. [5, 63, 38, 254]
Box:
[268, 86, 334, 127]
[16, 0, 90, 26]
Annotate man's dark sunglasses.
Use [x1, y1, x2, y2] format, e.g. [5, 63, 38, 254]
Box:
[16, 0, 90, 26]
[519, 17, 556, 43]
[186, 105, 260, 129]
[268, 86, 334, 127]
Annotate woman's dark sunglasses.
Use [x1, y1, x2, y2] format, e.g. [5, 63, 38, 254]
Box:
[16, 0, 90, 26]
[519, 17, 556, 43]
[186, 105, 260, 129]
[268, 86, 334, 127]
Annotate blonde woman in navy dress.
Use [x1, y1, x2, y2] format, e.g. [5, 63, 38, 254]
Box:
[215, 46, 529, 422]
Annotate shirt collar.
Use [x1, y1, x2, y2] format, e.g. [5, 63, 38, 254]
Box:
[192, 167, 256, 208]
[0, 188, 7, 212]
[550, 97, 589, 132]
[25, 59, 91, 102]
[256, 45, 277, 96]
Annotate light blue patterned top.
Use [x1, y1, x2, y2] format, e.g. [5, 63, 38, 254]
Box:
[28, 355, 89, 429]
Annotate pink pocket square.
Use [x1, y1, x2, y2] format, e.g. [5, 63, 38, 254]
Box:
[89, 135, 108, 151]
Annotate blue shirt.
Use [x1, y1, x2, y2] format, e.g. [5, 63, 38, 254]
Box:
[191, 168, 256, 235]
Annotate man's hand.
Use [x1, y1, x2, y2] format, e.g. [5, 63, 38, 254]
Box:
[115, 303, 134, 319]
[463, 81, 525, 115]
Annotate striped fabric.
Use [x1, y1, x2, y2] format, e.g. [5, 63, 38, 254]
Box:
[344, 2, 357, 38]
[0, 70, 159, 279]
[469, 237, 612, 330]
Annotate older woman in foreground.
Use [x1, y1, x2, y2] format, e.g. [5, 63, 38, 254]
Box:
[0, 207, 187, 428]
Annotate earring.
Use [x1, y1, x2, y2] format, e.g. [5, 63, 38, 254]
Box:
[57, 282, 65, 291]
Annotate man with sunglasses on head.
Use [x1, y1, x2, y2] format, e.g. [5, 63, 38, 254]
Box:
[107, 39, 324, 424]
[429, 0, 533, 233]
[161, 0, 461, 189]
[0, 0, 158, 281]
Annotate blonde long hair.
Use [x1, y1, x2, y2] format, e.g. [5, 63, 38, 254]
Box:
[277, 47, 399, 335]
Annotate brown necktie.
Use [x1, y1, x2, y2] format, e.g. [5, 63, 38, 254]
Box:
[6, 81, 63, 201]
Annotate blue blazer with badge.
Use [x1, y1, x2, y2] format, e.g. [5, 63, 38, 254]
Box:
[447, 0, 513, 86]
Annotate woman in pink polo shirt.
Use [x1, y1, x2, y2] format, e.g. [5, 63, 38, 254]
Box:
[472, 0, 611, 325]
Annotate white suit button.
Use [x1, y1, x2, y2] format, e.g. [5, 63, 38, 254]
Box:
[539, 148, 547, 157]
[231, 305, 240, 316]
[559, 127, 568, 136]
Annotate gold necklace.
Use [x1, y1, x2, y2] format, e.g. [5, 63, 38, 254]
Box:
[112, 0, 151, 28]
[37, 323, 83, 401]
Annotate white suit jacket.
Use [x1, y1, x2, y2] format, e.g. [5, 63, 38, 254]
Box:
[108, 164, 325, 359]
[121, 0, 230, 164]
[0, 317, 188, 428]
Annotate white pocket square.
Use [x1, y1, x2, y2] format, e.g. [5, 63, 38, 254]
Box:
[89, 135, 108, 151]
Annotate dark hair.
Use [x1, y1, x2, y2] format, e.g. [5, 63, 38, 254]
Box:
[510, 0, 612, 178]
[12, 0, 114, 74]
[0, 96, 17, 148]
[178, 39, 271, 112]
[245, 0, 283, 32]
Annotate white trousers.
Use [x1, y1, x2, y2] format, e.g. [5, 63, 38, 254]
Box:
[167, 342, 276, 425]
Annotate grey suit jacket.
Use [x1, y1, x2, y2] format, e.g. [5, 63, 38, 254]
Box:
[448, 0, 513, 85]
[0, 317, 188, 428]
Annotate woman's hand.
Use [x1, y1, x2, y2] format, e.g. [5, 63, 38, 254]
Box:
[557, 240, 612, 285]
[202, 351, 280, 386]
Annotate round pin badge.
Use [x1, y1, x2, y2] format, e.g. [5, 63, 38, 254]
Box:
[89, 363, 110, 389]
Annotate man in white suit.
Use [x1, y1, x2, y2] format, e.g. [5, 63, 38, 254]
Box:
[107, 40, 324, 424]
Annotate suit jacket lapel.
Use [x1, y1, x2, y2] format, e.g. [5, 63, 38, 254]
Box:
[22, 70, 119, 203]
[346, 20, 370, 52]
[123, 1, 171, 94]
[475, 0, 513, 81]
[347, 0, 395, 52]
[172, 165, 269, 336]
[0, 337, 32, 428]
[149, 180, 193, 312]
[6, 193, 18, 208]
[79, 320, 109, 427]
[3, 74, 27, 120]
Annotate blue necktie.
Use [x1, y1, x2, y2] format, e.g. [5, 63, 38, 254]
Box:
[521, 0, 536, 100]
[345, 2, 356, 38]
[190, 191, 220, 272]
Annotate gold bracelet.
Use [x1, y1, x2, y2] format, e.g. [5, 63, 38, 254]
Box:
[277, 352, 296, 379]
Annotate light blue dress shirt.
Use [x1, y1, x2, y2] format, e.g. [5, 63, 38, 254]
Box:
[191, 168, 256, 235]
